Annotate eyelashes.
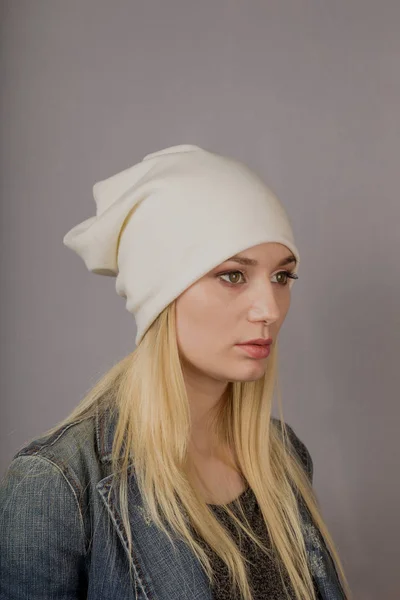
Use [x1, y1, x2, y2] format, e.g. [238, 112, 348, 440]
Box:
[218, 270, 299, 287]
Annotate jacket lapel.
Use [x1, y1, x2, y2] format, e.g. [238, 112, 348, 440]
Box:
[298, 500, 347, 600]
[95, 406, 213, 600]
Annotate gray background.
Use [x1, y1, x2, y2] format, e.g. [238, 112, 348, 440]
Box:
[1, 1, 399, 597]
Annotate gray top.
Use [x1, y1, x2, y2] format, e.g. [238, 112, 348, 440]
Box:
[193, 424, 326, 599]
[196, 484, 298, 599]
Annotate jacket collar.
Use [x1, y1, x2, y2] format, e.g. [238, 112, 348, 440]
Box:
[95, 403, 117, 464]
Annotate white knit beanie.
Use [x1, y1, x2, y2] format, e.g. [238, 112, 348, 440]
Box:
[63, 144, 300, 346]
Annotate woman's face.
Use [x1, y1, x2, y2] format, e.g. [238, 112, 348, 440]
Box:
[175, 242, 297, 386]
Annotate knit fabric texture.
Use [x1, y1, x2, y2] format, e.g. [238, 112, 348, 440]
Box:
[193, 485, 323, 600]
[188, 424, 323, 600]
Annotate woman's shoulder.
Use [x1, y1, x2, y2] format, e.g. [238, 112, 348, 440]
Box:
[0, 416, 100, 588]
[4, 411, 105, 493]
[16, 414, 95, 460]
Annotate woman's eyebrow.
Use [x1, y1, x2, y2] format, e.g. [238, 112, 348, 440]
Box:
[225, 254, 297, 267]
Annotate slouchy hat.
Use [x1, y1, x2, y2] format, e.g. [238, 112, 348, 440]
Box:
[63, 144, 300, 346]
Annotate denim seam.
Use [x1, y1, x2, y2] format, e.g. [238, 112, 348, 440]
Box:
[95, 406, 112, 463]
[15, 419, 88, 461]
[37, 419, 87, 450]
[19, 454, 87, 556]
[97, 476, 153, 600]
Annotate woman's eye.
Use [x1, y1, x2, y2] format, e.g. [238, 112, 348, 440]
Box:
[219, 271, 246, 285]
[273, 271, 290, 285]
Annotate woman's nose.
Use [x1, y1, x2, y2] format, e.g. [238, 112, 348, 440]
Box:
[249, 294, 280, 324]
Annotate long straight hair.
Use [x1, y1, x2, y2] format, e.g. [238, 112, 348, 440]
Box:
[43, 300, 351, 599]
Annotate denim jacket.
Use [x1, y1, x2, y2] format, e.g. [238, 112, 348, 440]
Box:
[0, 406, 346, 599]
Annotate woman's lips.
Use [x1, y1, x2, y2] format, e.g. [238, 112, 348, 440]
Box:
[236, 344, 271, 359]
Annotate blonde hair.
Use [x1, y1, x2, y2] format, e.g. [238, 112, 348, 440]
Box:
[43, 300, 351, 600]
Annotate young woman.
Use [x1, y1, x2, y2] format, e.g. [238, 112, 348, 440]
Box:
[0, 144, 351, 600]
